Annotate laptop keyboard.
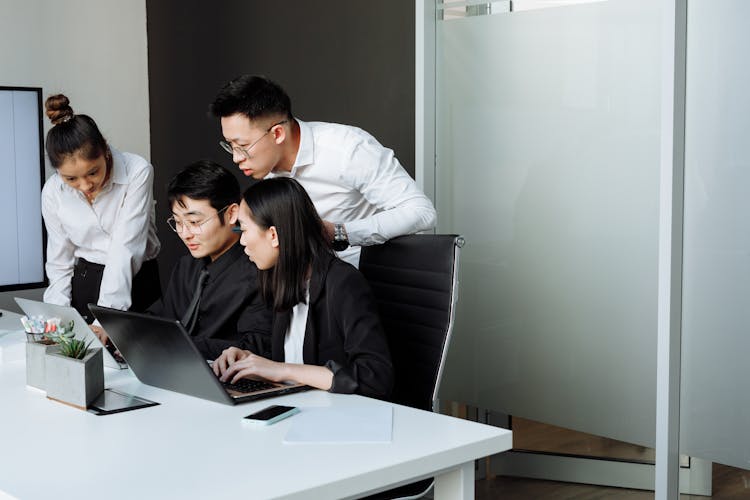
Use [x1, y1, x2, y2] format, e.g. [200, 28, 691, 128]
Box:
[222, 378, 276, 394]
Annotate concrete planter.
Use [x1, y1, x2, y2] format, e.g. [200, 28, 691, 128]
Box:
[45, 347, 104, 409]
[25, 340, 57, 390]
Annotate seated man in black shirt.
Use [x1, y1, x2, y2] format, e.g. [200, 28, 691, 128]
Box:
[148, 160, 272, 359]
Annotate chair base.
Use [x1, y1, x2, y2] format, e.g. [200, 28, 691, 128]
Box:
[359, 478, 434, 499]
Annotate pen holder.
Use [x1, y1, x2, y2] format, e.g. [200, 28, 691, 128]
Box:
[25, 340, 58, 390]
[45, 347, 104, 409]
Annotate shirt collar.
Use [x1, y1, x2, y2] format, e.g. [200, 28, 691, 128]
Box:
[203, 240, 244, 277]
[289, 119, 314, 175]
[107, 147, 128, 185]
[94, 147, 127, 196]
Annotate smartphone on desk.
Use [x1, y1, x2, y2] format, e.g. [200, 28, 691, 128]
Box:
[243, 405, 299, 426]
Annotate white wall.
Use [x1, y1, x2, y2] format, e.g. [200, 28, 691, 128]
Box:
[0, 0, 149, 312]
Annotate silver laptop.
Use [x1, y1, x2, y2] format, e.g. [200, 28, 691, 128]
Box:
[14, 298, 127, 369]
[88, 305, 309, 405]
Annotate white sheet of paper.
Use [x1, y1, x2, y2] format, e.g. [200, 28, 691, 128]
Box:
[283, 405, 393, 444]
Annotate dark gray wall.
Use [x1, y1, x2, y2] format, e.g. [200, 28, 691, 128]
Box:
[146, 0, 415, 286]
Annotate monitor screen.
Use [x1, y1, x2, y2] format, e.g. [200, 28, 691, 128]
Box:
[0, 87, 46, 291]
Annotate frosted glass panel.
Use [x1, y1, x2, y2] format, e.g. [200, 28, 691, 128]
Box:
[436, 0, 661, 446]
[680, 1, 750, 470]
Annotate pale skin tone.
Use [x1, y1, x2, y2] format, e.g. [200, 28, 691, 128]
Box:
[56, 151, 111, 204]
[93, 199, 240, 346]
[211, 200, 334, 391]
[169, 197, 240, 261]
[220, 114, 338, 241]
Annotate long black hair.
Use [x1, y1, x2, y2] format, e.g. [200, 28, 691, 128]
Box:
[242, 177, 333, 311]
[44, 94, 109, 168]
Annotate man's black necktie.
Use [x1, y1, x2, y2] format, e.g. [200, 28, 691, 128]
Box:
[182, 268, 209, 335]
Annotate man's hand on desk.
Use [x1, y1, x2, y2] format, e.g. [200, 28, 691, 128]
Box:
[322, 220, 336, 241]
[90, 325, 125, 362]
[90, 324, 109, 346]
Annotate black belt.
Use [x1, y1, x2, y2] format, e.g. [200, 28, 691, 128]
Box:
[74, 258, 105, 278]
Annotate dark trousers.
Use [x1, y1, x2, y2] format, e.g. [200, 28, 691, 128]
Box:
[71, 258, 162, 324]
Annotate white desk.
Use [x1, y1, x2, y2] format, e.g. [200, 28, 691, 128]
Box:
[0, 308, 23, 334]
[0, 327, 512, 500]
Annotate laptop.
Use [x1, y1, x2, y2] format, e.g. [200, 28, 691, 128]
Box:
[88, 305, 309, 405]
[14, 298, 128, 369]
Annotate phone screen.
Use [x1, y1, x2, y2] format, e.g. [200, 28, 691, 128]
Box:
[244, 405, 296, 421]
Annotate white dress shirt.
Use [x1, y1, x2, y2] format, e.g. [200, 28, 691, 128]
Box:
[41, 148, 161, 310]
[268, 119, 437, 266]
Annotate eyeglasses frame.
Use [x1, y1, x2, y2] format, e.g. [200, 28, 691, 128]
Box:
[218, 119, 289, 160]
[166, 205, 231, 235]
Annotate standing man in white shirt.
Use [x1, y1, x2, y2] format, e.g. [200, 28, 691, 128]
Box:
[210, 75, 436, 266]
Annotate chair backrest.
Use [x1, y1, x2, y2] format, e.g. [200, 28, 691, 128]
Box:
[359, 234, 463, 412]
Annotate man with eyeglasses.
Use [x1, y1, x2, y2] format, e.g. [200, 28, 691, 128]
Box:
[146, 160, 272, 359]
[211, 75, 437, 267]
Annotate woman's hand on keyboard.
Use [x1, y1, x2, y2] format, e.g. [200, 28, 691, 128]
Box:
[219, 351, 287, 385]
[212, 347, 250, 378]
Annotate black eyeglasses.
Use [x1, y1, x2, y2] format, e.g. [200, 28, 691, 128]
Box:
[219, 120, 288, 160]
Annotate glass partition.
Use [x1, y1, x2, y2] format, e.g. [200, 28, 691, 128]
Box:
[680, 0, 750, 470]
[436, 0, 662, 447]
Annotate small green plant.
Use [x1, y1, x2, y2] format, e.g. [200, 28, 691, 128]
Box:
[43, 321, 94, 360]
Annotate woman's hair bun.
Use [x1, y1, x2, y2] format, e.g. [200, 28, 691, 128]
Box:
[45, 94, 75, 126]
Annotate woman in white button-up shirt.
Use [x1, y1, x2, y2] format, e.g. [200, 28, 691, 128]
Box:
[41, 94, 161, 323]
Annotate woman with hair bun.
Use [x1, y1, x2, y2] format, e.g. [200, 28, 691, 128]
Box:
[41, 94, 161, 323]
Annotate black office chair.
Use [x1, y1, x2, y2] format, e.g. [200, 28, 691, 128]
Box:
[359, 234, 463, 500]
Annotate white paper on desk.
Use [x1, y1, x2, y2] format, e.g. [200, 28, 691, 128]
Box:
[283, 406, 393, 444]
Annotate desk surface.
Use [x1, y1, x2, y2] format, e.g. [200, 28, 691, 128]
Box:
[0, 324, 511, 500]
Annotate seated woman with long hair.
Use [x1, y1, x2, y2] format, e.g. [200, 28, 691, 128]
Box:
[212, 177, 393, 399]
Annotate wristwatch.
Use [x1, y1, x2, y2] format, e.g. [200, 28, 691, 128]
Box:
[332, 223, 350, 251]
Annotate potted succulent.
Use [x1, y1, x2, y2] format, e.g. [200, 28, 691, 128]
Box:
[44, 323, 104, 409]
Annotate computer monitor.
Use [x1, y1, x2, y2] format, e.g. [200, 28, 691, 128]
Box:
[0, 86, 46, 292]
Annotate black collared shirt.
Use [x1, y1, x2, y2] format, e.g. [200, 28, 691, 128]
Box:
[148, 242, 272, 359]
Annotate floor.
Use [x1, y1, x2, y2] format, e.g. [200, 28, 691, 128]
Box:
[440, 407, 750, 499]
[475, 463, 750, 499]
